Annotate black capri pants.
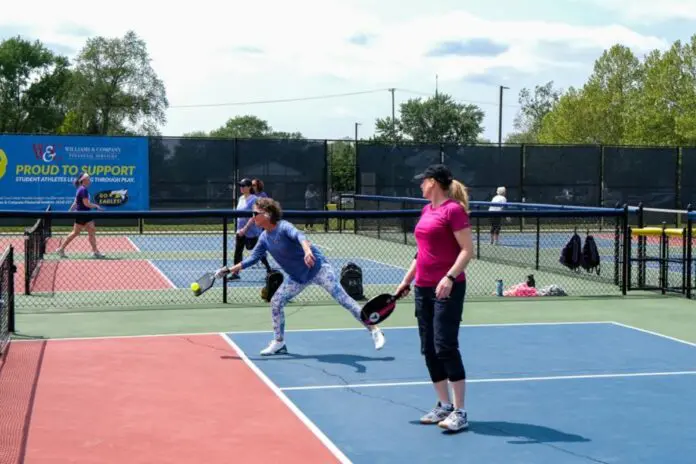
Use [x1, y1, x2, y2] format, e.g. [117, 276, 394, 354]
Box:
[234, 235, 272, 272]
[414, 280, 467, 383]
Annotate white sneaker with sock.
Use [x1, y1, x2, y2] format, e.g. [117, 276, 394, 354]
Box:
[260, 339, 287, 356]
[371, 328, 385, 350]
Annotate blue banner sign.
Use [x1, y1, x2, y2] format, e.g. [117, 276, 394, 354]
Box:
[0, 135, 149, 210]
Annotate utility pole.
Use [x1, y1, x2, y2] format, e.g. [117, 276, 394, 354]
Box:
[354, 122, 361, 143]
[498, 85, 509, 146]
[388, 88, 395, 132]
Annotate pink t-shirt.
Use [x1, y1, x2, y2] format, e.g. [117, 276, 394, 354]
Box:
[414, 199, 471, 287]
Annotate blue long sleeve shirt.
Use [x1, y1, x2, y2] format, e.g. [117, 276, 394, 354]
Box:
[241, 220, 326, 283]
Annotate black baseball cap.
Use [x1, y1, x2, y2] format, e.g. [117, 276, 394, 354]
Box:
[238, 178, 253, 187]
[413, 164, 453, 187]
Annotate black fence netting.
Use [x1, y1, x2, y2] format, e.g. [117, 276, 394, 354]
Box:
[357, 142, 441, 197]
[524, 145, 601, 207]
[681, 148, 696, 209]
[443, 144, 522, 203]
[602, 146, 678, 209]
[237, 138, 327, 212]
[149, 137, 236, 209]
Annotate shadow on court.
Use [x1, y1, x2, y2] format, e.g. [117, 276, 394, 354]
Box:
[221, 352, 395, 373]
[468, 421, 591, 443]
[407, 419, 591, 442]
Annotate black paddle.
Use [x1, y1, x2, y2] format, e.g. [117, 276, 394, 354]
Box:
[360, 286, 410, 325]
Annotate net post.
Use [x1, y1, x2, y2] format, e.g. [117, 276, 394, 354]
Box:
[222, 216, 228, 304]
[402, 201, 407, 245]
[687, 205, 693, 299]
[535, 216, 540, 270]
[8, 245, 15, 334]
[475, 216, 480, 259]
[622, 204, 630, 295]
[377, 200, 381, 239]
[637, 202, 646, 288]
[23, 230, 31, 296]
[660, 222, 667, 295]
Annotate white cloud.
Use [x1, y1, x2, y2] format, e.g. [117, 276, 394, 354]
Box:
[0, 0, 671, 139]
[578, 0, 696, 22]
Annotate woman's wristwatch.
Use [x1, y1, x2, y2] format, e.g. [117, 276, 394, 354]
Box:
[446, 274, 456, 282]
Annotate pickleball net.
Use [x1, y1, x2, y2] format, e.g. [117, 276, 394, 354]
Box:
[23, 205, 52, 295]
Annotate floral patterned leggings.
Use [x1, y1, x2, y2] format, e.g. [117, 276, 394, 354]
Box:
[270, 263, 367, 340]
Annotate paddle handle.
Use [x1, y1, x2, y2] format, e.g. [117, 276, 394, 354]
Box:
[394, 285, 411, 300]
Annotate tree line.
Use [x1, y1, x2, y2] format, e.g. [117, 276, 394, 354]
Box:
[3, 30, 695, 191]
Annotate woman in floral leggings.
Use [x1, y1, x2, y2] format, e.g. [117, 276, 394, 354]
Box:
[216, 197, 385, 356]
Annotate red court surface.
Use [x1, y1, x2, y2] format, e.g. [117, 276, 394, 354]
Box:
[0, 236, 138, 255]
[17, 259, 175, 294]
[0, 335, 339, 464]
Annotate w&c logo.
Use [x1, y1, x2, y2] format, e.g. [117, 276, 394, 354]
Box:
[33, 144, 62, 163]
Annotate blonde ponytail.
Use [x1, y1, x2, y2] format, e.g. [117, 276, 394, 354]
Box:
[448, 179, 470, 213]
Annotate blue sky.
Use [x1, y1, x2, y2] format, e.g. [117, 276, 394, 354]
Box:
[1, 0, 695, 142]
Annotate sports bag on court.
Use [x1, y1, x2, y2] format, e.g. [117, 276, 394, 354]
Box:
[340, 262, 365, 300]
[581, 235, 601, 275]
[261, 270, 284, 302]
[559, 232, 583, 271]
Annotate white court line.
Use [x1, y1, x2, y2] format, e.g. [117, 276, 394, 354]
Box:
[146, 259, 177, 289]
[610, 321, 696, 349]
[12, 332, 221, 342]
[280, 370, 696, 392]
[125, 236, 141, 252]
[219, 333, 352, 464]
[11, 321, 614, 343]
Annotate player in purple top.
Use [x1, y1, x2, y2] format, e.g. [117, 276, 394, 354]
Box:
[251, 178, 268, 198]
[56, 172, 105, 259]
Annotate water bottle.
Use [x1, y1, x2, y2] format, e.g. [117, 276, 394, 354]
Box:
[496, 279, 503, 296]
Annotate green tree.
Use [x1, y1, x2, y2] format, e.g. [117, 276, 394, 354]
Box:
[582, 45, 643, 144]
[0, 36, 72, 133]
[60, 30, 168, 135]
[374, 93, 484, 144]
[507, 81, 561, 143]
[625, 37, 696, 145]
[206, 115, 304, 139]
[329, 139, 355, 192]
[538, 87, 599, 143]
[538, 45, 643, 144]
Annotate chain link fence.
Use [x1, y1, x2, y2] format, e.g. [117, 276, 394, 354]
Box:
[0, 205, 653, 317]
[0, 245, 15, 355]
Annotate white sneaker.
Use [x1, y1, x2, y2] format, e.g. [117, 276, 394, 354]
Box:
[93, 252, 105, 259]
[57, 249, 66, 258]
[260, 339, 287, 356]
[371, 328, 385, 350]
[438, 409, 469, 432]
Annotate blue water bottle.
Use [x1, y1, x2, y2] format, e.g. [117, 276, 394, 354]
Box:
[496, 279, 503, 297]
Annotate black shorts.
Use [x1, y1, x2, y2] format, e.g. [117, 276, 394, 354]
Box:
[75, 217, 95, 226]
[490, 217, 502, 234]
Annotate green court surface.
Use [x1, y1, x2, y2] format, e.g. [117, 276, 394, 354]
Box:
[13, 293, 696, 344]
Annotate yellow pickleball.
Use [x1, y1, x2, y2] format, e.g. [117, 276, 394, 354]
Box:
[191, 282, 200, 292]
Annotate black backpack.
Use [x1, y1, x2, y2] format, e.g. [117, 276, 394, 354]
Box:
[261, 270, 284, 302]
[559, 232, 583, 271]
[581, 235, 601, 275]
[340, 262, 365, 300]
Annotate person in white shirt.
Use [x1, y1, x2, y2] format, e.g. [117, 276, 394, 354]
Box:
[488, 187, 507, 245]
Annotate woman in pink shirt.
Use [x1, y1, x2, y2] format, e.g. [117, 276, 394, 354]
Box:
[395, 164, 474, 432]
